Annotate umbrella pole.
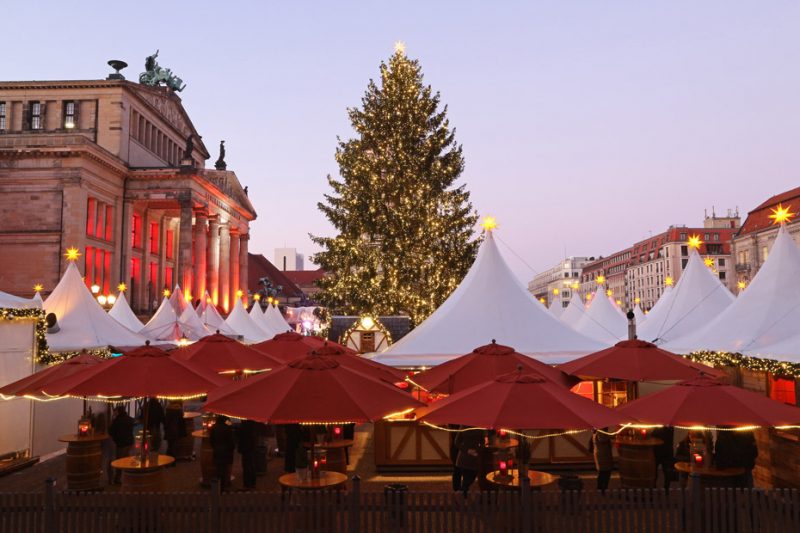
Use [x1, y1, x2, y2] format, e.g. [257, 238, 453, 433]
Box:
[141, 396, 149, 463]
[82, 397, 87, 417]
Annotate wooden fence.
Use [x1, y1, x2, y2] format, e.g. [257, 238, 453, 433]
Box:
[1, 477, 799, 533]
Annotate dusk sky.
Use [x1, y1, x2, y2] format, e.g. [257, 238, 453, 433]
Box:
[8, 1, 799, 282]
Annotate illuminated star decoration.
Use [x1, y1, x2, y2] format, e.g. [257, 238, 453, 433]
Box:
[571, 282, 580, 290]
[704, 257, 714, 268]
[596, 275, 606, 285]
[117, 282, 127, 292]
[552, 288, 560, 295]
[634, 297, 641, 304]
[768, 203, 796, 225]
[481, 216, 498, 232]
[33, 283, 44, 292]
[163, 289, 171, 297]
[737, 281, 747, 290]
[235, 289, 244, 298]
[539, 297, 546, 304]
[394, 40, 406, 55]
[606, 289, 613, 297]
[687, 235, 703, 250]
[665, 277, 674, 286]
[64, 247, 81, 262]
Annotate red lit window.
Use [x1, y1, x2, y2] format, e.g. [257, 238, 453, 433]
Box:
[95, 201, 105, 239]
[769, 375, 796, 406]
[165, 266, 173, 289]
[103, 251, 111, 293]
[94, 248, 103, 287]
[132, 215, 143, 248]
[165, 230, 174, 259]
[150, 222, 159, 254]
[105, 205, 114, 241]
[130, 257, 141, 283]
[84, 246, 94, 288]
[86, 198, 96, 236]
[149, 262, 158, 288]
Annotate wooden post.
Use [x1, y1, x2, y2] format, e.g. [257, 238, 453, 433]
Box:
[521, 474, 532, 533]
[349, 475, 361, 533]
[44, 477, 56, 533]
[690, 472, 702, 533]
[210, 478, 221, 533]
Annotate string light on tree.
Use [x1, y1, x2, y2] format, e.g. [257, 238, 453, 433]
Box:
[768, 203, 796, 225]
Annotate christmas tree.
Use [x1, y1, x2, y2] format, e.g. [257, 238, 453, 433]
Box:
[311, 43, 479, 325]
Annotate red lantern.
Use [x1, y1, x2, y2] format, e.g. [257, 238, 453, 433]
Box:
[498, 429, 508, 439]
[499, 460, 508, 476]
[693, 453, 703, 466]
[334, 426, 342, 438]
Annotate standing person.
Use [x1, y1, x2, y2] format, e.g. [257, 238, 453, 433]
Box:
[94, 410, 114, 485]
[163, 401, 185, 462]
[652, 426, 675, 489]
[591, 428, 613, 492]
[144, 397, 165, 454]
[449, 426, 463, 495]
[454, 428, 483, 498]
[739, 430, 758, 488]
[108, 406, 134, 484]
[238, 419, 259, 489]
[209, 415, 236, 490]
[283, 423, 302, 473]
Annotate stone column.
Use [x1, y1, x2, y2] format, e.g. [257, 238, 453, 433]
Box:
[193, 211, 208, 301]
[218, 223, 231, 312]
[207, 217, 220, 305]
[177, 199, 194, 299]
[239, 233, 250, 306]
[120, 199, 134, 308]
[229, 228, 240, 308]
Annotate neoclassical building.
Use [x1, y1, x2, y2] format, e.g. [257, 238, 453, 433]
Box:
[0, 66, 256, 313]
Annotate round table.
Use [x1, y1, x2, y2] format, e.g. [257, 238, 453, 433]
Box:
[675, 461, 746, 488]
[302, 440, 355, 474]
[616, 436, 663, 489]
[485, 470, 557, 489]
[58, 433, 108, 491]
[478, 438, 519, 490]
[192, 430, 214, 487]
[279, 471, 348, 492]
[111, 454, 175, 492]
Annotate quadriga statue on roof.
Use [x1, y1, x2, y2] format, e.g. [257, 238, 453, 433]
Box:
[139, 50, 187, 92]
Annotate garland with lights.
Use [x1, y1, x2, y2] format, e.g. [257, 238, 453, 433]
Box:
[311, 307, 332, 339]
[0, 307, 49, 364]
[683, 350, 800, 379]
[310, 44, 479, 326]
[39, 347, 114, 366]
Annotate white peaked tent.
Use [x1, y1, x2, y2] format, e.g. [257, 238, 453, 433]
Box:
[225, 298, 270, 343]
[168, 285, 188, 315]
[646, 285, 674, 317]
[32, 292, 44, 306]
[572, 289, 628, 345]
[638, 250, 734, 345]
[373, 231, 604, 367]
[665, 224, 800, 357]
[140, 295, 210, 342]
[177, 305, 211, 340]
[0, 290, 40, 309]
[108, 291, 144, 332]
[265, 303, 292, 333]
[43, 263, 147, 351]
[633, 305, 646, 326]
[249, 303, 280, 337]
[559, 292, 586, 326]
[200, 298, 238, 336]
[548, 299, 564, 319]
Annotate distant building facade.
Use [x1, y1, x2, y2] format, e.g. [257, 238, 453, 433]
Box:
[579, 248, 633, 307]
[0, 71, 256, 313]
[528, 257, 593, 308]
[275, 247, 304, 271]
[732, 187, 800, 287]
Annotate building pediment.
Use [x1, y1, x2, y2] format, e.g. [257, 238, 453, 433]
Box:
[200, 169, 256, 219]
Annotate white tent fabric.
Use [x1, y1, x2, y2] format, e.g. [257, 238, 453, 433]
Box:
[572, 289, 628, 345]
[43, 263, 147, 351]
[225, 299, 271, 344]
[548, 299, 564, 319]
[249, 303, 280, 338]
[0, 290, 40, 309]
[168, 285, 188, 315]
[108, 291, 144, 332]
[265, 304, 292, 334]
[139, 298, 181, 341]
[559, 292, 586, 326]
[633, 305, 646, 326]
[200, 301, 238, 336]
[373, 232, 604, 367]
[638, 250, 734, 345]
[646, 285, 674, 318]
[32, 292, 44, 307]
[665, 225, 800, 358]
[177, 305, 212, 340]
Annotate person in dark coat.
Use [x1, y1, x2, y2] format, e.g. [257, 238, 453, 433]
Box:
[209, 415, 236, 490]
[163, 401, 186, 462]
[283, 423, 302, 473]
[454, 428, 484, 497]
[144, 398, 165, 453]
[591, 429, 614, 492]
[238, 419, 259, 489]
[108, 406, 134, 484]
[714, 429, 758, 487]
[652, 426, 675, 489]
[449, 426, 463, 493]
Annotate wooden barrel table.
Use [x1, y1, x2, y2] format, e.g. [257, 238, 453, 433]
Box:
[616, 436, 662, 488]
[58, 433, 108, 491]
[174, 412, 201, 460]
[111, 454, 175, 492]
[193, 430, 214, 487]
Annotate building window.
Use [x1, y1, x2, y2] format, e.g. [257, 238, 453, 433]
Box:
[165, 229, 174, 259]
[718, 258, 725, 267]
[706, 244, 724, 255]
[719, 271, 726, 281]
[713, 233, 720, 241]
[30, 101, 43, 130]
[679, 233, 686, 241]
[105, 205, 114, 241]
[64, 101, 77, 129]
[762, 246, 769, 262]
[150, 222, 159, 254]
[132, 214, 143, 249]
[681, 246, 688, 257]
[165, 266, 173, 289]
[682, 259, 688, 269]
[0, 102, 6, 131]
[86, 198, 96, 236]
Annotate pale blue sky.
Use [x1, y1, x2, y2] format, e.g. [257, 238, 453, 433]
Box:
[6, 1, 800, 281]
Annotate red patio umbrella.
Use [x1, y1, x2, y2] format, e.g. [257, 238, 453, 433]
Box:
[0, 353, 102, 398]
[418, 368, 631, 430]
[413, 340, 576, 393]
[616, 374, 800, 427]
[172, 333, 282, 375]
[557, 339, 721, 382]
[44, 343, 228, 461]
[204, 351, 424, 424]
[251, 331, 356, 361]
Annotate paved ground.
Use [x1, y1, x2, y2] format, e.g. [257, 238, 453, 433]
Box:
[0, 424, 618, 494]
